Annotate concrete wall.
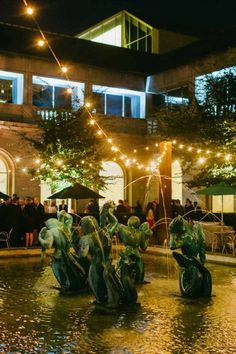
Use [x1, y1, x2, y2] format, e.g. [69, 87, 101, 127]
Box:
[147, 46, 236, 93]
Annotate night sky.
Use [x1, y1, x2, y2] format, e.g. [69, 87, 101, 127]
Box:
[0, 0, 236, 37]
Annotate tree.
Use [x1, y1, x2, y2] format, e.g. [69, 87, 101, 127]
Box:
[23, 107, 107, 191]
[151, 69, 236, 187]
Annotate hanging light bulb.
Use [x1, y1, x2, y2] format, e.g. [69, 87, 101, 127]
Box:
[26, 7, 34, 15]
[61, 66, 68, 73]
[37, 39, 45, 47]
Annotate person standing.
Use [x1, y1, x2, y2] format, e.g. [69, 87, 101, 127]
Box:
[34, 197, 45, 244]
[59, 199, 68, 212]
[23, 197, 36, 247]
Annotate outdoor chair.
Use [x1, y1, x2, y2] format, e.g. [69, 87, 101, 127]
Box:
[0, 228, 13, 248]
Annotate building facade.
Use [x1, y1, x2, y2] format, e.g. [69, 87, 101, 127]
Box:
[0, 18, 235, 213]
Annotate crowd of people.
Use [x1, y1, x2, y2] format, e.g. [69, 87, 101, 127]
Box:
[0, 195, 67, 247]
[0, 194, 202, 248]
[172, 198, 202, 220]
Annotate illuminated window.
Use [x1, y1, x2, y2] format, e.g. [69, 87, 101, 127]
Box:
[0, 158, 8, 195]
[172, 160, 182, 203]
[125, 13, 152, 53]
[92, 85, 145, 118]
[32, 76, 84, 110]
[77, 11, 155, 54]
[0, 70, 23, 104]
[99, 161, 124, 205]
[195, 66, 236, 107]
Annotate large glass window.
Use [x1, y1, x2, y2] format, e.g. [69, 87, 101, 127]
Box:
[125, 13, 152, 53]
[32, 76, 84, 110]
[195, 66, 236, 106]
[99, 161, 124, 205]
[0, 70, 23, 104]
[92, 85, 145, 118]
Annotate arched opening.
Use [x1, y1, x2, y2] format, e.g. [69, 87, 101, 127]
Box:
[0, 149, 15, 196]
[99, 161, 124, 205]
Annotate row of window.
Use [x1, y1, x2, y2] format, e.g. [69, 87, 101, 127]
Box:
[0, 70, 145, 119]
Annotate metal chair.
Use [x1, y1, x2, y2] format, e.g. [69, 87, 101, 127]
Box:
[0, 228, 13, 248]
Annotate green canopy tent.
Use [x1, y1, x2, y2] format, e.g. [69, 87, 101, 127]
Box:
[196, 182, 236, 224]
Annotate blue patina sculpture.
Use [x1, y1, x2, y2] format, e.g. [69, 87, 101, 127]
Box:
[169, 216, 212, 298]
[39, 211, 87, 291]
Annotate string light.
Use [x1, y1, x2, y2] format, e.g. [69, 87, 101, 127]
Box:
[20, 0, 235, 173]
[26, 7, 34, 15]
[37, 39, 45, 47]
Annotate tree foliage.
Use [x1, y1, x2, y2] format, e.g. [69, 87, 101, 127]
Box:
[151, 69, 236, 187]
[23, 107, 107, 191]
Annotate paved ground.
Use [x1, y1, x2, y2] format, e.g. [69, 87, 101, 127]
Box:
[0, 245, 236, 267]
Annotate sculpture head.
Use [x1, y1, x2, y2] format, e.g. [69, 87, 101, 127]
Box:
[169, 216, 189, 250]
[127, 216, 140, 228]
[80, 215, 99, 235]
[45, 218, 61, 230]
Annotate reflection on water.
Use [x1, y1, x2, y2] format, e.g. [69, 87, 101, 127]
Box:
[0, 254, 236, 353]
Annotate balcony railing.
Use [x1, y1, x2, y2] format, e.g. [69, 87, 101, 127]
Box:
[0, 104, 155, 136]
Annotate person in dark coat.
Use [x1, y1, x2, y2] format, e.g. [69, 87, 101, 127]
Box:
[34, 197, 45, 244]
[23, 197, 36, 247]
[59, 199, 68, 212]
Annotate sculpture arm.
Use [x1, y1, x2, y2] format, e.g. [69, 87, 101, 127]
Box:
[194, 223, 206, 265]
[39, 227, 54, 249]
[139, 222, 153, 251]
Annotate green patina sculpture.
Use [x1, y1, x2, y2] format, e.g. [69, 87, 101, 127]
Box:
[77, 207, 140, 308]
[101, 201, 152, 284]
[39, 211, 87, 291]
[169, 216, 212, 298]
[78, 215, 122, 309]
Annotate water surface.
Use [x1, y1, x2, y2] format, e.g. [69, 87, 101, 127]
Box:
[0, 253, 236, 353]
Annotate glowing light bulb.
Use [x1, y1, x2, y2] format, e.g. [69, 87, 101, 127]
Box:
[22, 168, 27, 172]
[81, 160, 85, 164]
[197, 149, 201, 154]
[85, 102, 91, 108]
[132, 158, 137, 163]
[56, 160, 62, 166]
[188, 147, 192, 151]
[90, 119, 95, 125]
[61, 66, 68, 73]
[216, 152, 221, 157]
[120, 155, 125, 160]
[225, 154, 231, 161]
[198, 157, 205, 164]
[66, 87, 73, 94]
[133, 149, 137, 153]
[35, 159, 40, 164]
[155, 143, 158, 147]
[145, 146, 149, 151]
[26, 7, 34, 15]
[179, 144, 183, 149]
[107, 138, 112, 144]
[37, 39, 45, 47]
[206, 150, 210, 154]
[97, 130, 102, 136]
[172, 140, 176, 144]
[15, 157, 20, 162]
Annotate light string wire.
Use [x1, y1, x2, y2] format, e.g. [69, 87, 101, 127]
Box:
[17, 1, 235, 174]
